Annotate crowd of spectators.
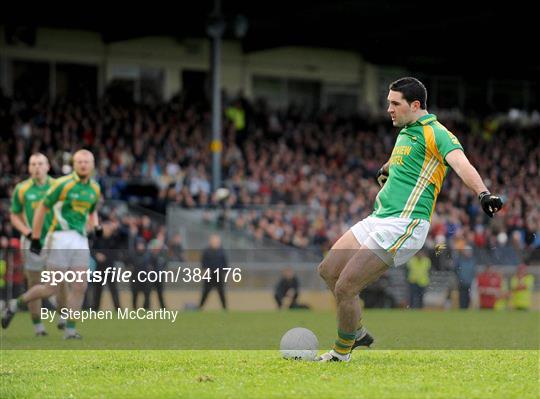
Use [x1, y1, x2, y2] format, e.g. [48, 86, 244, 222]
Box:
[0, 92, 539, 266]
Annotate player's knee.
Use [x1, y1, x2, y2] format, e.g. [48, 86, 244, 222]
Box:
[317, 260, 326, 279]
[317, 257, 335, 281]
[334, 280, 356, 303]
[317, 260, 330, 282]
[71, 281, 87, 295]
[45, 283, 60, 296]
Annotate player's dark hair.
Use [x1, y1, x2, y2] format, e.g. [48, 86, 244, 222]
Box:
[389, 77, 427, 109]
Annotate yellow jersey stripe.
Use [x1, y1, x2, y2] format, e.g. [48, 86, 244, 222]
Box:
[48, 214, 58, 233]
[401, 157, 438, 218]
[425, 125, 446, 219]
[426, 124, 446, 190]
[59, 181, 77, 201]
[399, 126, 439, 218]
[17, 179, 34, 205]
[402, 158, 438, 217]
[401, 125, 446, 218]
[48, 180, 78, 232]
[400, 158, 435, 217]
[90, 181, 101, 198]
[46, 175, 75, 197]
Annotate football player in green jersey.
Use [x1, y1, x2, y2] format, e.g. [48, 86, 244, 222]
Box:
[317, 77, 503, 361]
[9, 153, 68, 335]
[3, 150, 102, 339]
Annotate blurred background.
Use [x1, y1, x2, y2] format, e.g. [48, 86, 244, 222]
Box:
[0, 1, 538, 312]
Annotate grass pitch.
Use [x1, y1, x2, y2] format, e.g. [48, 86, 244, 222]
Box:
[1, 310, 539, 398]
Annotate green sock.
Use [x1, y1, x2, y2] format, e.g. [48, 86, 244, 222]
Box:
[333, 329, 355, 355]
[66, 320, 76, 330]
[32, 316, 45, 333]
[16, 296, 25, 308]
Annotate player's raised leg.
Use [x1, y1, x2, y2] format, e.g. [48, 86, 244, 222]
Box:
[318, 227, 376, 350]
[317, 230, 359, 293]
[318, 246, 388, 362]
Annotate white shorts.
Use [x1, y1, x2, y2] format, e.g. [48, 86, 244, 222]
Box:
[45, 230, 90, 269]
[350, 215, 430, 267]
[21, 236, 47, 272]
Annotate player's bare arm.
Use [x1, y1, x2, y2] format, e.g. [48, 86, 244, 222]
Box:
[88, 210, 103, 237]
[89, 210, 100, 229]
[10, 211, 32, 238]
[31, 202, 49, 241]
[445, 149, 488, 195]
[446, 149, 503, 217]
[29, 202, 50, 254]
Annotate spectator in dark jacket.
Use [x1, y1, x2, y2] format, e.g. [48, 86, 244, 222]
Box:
[454, 246, 476, 309]
[91, 222, 121, 310]
[168, 233, 185, 263]
[146, 238, 168, 309]
[274, 267, 299, 309]
[199, 234, 228, 310]
[130, 239, 150, 309]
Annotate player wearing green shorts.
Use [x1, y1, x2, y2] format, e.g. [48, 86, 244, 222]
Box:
[317, 77, 503, 362]
[2, 150, 102, 339]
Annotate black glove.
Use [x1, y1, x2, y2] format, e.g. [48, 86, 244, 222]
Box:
[376, 167, 389, 187]
[479, 191, 503, 217]
[25, 231, 32, 239]
[94, 225, 103, 238]
[30, 238, 42, 255]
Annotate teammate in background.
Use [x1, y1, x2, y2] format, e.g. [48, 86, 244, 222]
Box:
[2, 150, 102, 339]
[9, 153, 67, 335]
[317, 77, 503, 361]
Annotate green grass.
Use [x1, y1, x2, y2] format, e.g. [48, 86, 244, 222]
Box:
[2, 310, 538, 350]
[1, 310, 539, 398]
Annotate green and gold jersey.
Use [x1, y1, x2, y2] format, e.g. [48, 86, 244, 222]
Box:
[43, 172, 101, 236]
[10, 176, 55, 242]
[373, 114, 463, 221]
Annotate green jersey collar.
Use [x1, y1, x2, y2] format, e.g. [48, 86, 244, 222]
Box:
[72, 171, 92, 185]
[400, 114, 437, 135]
[32, 175, 51, 186]
[416, 114, 437, 126]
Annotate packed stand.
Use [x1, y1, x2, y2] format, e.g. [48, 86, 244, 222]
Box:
[0, 93, 539, 266]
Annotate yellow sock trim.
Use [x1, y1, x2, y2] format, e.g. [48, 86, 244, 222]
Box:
[333, 343, 352, 355]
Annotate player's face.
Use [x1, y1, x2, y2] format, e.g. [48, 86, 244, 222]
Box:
[73, 152, 95, 178]
[28, 155, 50, 180]
[387, 90, 414, 127]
